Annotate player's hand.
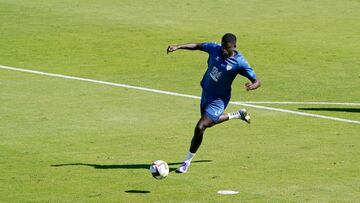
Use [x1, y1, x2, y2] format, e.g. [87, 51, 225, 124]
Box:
[245, 82, 252, 91]
[245, 80, 261, 91]
[167, 45, 178, 54]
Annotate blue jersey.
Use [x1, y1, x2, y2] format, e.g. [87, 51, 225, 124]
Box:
[200, 42, 257, 96]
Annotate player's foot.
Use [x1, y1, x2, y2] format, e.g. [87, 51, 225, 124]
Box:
[176, 161, 190, 173]
[239, 109, 251, 124]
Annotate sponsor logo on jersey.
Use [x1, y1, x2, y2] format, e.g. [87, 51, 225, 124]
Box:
[210, 66, 222, 82]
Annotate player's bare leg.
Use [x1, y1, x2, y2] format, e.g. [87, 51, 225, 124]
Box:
[176, 115, 213, 173]
[176, 109, 250, 173]
[189, 109, 250, 153]
[210, 109, 251, 126]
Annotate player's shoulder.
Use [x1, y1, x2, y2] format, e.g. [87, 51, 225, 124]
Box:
[201, 42, 220, 48]
[234, 51, 245, 63]
[234, 51, 251, 68]
[200, 42, 220, 53]
[203, 41, 220, 45]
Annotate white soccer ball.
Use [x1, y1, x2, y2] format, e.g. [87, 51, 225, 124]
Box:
[149, 160, 169, 180]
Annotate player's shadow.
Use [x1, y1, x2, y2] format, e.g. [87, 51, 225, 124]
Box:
[125, 190, 150, 194]
[51, 160, 212, 172]
[298, 107, 360, 113]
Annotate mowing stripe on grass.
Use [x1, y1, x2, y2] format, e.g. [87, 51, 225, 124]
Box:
[1, 64, 359, 125]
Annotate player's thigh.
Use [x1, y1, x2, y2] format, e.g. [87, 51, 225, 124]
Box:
[197, 113, 215, 129]
[200, 107, 206, 116]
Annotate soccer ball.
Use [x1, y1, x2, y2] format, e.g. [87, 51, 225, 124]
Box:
[149, 160, 169, 179]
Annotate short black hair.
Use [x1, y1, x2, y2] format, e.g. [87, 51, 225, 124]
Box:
[221, 33, 237, 44]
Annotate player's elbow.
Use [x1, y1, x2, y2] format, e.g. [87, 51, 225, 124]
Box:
[194, 43, 202, 50]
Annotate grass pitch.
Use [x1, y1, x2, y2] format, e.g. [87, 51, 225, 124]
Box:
[0, 0, 359, 202]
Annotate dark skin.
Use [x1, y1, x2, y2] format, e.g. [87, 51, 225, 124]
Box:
[167, 41, 261, 153]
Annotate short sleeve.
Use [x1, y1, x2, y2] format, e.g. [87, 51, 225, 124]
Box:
[200, 42, 218, 53]
[238, 58, 257, 82]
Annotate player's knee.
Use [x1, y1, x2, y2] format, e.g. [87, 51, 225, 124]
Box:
[196, 122, 208, 132]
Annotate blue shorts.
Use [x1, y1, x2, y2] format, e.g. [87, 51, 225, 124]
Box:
[200, 90, 231, 122]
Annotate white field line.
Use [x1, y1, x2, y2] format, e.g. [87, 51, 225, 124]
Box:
[231, 102, 360, 124]
[239, 101, 360, 106]
[1, 64, 359, 125]
[0, 65, 201, 100]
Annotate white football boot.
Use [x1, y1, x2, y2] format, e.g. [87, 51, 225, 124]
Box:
[176, 161, 190, 173]
[239, 109, 251, 124]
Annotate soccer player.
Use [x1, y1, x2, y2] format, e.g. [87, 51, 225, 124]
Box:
[167, 33, 261, 173]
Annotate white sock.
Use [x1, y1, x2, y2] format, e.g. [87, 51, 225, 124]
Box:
[227, 111, 241, 120]
[184, 152, 196, 163]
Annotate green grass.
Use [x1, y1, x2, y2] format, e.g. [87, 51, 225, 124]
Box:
[0, 0, 359, 202]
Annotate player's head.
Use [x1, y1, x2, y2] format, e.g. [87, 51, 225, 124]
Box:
[221, 33, 237, 58]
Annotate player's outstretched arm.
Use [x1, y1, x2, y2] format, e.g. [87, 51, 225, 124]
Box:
[167, 43, 202, 54]
[245, 79, 261, 91]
